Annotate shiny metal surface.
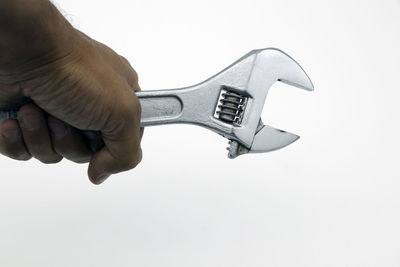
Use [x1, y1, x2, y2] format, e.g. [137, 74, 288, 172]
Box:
[133, 48, 314, 158]
[0, 48, 314, 158]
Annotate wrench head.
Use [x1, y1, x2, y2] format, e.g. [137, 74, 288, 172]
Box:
[214, 48, 314, 158]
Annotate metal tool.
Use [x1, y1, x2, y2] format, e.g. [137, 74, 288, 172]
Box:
[0, 48, 314, 158]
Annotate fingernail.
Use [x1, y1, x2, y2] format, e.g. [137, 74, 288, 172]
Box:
[2, 128, 20, 143]
[20, 115, 42, 131]
[95, 174, 110, 185]
[49, 119, 68, 139]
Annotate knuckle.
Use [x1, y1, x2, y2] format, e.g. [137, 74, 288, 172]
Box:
[18, 103, 41, 117]
[129, 69, 139, 84]
[18, 110, 44, 131]
[16, 153, 32, 161]
[119, 55, 139, 90]
[72, 158, 90, 164]
[28, 143, 52, 156]
[62, 152, 91, 164]
[2, 148, 30, 161]
[2, 145, 21, 157]
[119, 56, 136, 76]
[52, 145, 67, 155]
[39, 155, 63, 164]
[119, 55, 130, 66]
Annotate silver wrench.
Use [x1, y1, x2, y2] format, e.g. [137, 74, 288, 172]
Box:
[0, 48, 314, 158]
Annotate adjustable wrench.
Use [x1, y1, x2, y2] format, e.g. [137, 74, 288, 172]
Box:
[0, 48, 314, 158]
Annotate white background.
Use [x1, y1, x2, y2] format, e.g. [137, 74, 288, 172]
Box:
[1, 0, 400, 266]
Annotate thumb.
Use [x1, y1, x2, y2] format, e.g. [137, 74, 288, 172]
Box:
[87, 93, 142, 185]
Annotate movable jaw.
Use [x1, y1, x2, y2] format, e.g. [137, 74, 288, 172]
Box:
[213, 48, 314, 158]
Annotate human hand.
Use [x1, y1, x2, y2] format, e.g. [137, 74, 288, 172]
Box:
[0, 1, 143, 184]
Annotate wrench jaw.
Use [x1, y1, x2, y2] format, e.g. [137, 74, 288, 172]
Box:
[227, 123, 300, 159]
[221, 48, 314, 159]
[249, 125, 300, 153]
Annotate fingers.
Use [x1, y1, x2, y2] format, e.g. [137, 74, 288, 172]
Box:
[0, 119, 31, 161]
[47, 116, 92, 163]
[18, 104, 63, 164]
[1, 104, 94, 164]
[1, 99, 141, 177]
[88, 92, 142, 185]
[19, 104, 94, 163]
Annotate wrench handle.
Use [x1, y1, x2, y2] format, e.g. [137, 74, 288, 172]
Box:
[136, 90, 186, 126]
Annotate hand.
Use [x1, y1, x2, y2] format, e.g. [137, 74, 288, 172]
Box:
[0, 1, 143, 184]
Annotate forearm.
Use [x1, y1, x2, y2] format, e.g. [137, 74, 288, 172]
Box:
[0, 0, 76, 73]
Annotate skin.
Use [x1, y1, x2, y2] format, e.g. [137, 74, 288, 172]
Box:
[0, 0, 143, 184]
